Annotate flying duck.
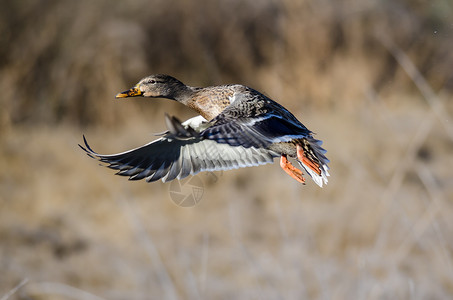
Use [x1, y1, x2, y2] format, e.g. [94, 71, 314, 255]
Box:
[80, 74, 330, 186]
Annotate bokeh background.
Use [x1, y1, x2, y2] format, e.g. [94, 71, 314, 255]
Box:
[1, 0, 453, 299]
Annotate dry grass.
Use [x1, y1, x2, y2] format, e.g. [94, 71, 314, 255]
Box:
[2, 99, 453, 299]
[1, 0, 453, 299]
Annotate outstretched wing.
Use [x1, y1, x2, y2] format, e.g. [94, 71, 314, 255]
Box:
[79, 115, 278, 183]
[201, 91, 313, 148]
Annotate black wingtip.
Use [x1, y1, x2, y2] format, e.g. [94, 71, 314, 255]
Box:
[78, 135, 99, 160]
[78, 143, 87, 153]
[81, 135, 97, 153]
[78, 135, 89, 153]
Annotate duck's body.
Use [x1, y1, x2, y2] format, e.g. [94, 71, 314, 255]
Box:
[187, 85, 238, 120]
[80, 74, 330, 186]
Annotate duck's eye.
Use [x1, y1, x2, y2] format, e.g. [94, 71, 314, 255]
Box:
[147, 80, 156, 84]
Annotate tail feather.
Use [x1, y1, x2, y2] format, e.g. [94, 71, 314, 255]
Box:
[298, 137, 330, 187]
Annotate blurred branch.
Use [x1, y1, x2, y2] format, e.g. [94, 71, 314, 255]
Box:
[373, 112, 434, 251]
[376, 32, 453, 141]
[371, 32, 452, 252]
[117, 197, 179, 300]
[415, 162, 453, 275]
[24, 281, 104, 300]
[366, 77, 453, 275]
[0, 278, 28, 300]
[388, 161, 453, 274]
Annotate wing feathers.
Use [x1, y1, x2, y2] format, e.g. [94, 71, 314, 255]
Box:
[202, 113, 312, 149]
[80, 115, 278, 183]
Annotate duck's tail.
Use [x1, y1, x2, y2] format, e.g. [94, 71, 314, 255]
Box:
[297, 137, 330, 187]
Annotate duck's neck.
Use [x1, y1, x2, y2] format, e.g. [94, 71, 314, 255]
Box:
[171, 85, 199, 105]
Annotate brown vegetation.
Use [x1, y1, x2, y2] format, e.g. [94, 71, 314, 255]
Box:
[1, 0, 453, 299]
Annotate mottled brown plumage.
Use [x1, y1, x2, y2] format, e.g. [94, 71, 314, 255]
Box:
[188, 86, 236, 121]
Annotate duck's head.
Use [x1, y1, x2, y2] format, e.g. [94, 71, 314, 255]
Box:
[116, 74, 188, 100]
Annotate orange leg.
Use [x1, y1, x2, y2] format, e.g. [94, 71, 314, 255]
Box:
[296, 145, 321, 175]
[280, 154, 305, 184]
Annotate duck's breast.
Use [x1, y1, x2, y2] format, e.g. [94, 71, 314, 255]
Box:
[188, 85, 238, 121]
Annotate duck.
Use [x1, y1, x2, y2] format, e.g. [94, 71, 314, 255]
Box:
[80, 74, 330, 187]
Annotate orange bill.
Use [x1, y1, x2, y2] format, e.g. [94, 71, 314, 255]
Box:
[115, 86, 142, 98]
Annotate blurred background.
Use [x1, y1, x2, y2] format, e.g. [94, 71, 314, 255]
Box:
[1, 0, 453, 299]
